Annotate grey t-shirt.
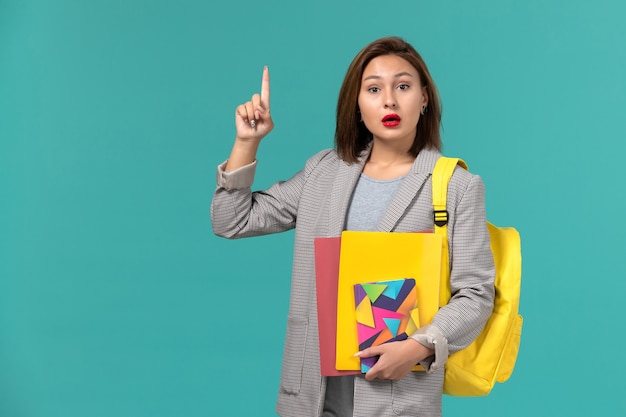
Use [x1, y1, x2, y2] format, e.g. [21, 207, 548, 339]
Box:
[345, 173, 405, 231]
[322, 172, 405, 417]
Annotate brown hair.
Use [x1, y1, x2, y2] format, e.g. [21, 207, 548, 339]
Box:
[335, 36, 442, 163]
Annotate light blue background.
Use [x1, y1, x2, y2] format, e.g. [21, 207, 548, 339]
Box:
[2, 0, 625, 416]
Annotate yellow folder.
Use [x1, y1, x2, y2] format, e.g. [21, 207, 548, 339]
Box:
[335, 231, 442, 371]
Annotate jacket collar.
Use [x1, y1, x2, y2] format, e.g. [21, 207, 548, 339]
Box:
[328, 145, 442, 235]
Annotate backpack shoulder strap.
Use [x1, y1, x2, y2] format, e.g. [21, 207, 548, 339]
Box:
[432, 156, 468, 306]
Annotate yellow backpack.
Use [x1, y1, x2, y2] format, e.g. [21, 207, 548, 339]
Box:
[432, 157, 523, 396]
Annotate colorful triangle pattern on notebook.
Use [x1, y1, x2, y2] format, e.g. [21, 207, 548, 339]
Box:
[354, 278, 419, 373]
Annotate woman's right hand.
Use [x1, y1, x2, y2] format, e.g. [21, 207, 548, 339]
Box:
[235, 66, 273, 143]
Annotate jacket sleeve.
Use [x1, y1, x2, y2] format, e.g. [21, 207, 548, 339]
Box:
[411, 173, 495, 371]
[210, 149, 333, 239]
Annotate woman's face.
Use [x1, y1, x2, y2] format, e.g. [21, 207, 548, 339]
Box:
[358, 54, 427, 149]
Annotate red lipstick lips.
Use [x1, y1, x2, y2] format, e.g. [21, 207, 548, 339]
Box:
[382, 113, 401, 127]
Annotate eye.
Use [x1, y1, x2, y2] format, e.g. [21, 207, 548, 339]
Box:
[397, 83, 410, 91]
[367, 86, 380, 93]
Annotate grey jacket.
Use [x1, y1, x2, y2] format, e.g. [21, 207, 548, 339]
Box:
[211, 146, 495, 417]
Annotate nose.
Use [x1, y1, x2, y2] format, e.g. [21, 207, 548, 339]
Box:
[384, 92, 397, 108]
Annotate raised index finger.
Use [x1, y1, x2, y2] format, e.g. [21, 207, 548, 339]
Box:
[260, 66, 270, 109]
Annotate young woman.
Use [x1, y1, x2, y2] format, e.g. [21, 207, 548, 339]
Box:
[211, 36, 495, 417]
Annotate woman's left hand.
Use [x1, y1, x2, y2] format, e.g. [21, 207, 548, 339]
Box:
[356, 339, 434, 381]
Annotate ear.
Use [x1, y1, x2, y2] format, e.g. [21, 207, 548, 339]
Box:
[421, 86, 429, 107]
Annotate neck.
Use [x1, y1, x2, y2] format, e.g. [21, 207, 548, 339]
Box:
[363, 142, 415, 180]
[367, 141, 414, 166]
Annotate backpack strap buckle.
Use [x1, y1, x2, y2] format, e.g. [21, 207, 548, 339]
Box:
[434, 209, 448, 227]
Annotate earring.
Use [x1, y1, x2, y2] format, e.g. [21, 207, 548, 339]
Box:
[421, 106, 427, 116]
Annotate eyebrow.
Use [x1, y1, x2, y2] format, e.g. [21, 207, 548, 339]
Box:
[363, 71, 415, 81]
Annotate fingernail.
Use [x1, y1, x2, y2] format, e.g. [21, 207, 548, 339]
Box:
[250, 120, 256, 128]
[354, 351, 362, 357]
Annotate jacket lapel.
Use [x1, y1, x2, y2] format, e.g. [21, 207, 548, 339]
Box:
[377, 147, 442, 232]
[328, 152, 369, 236]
